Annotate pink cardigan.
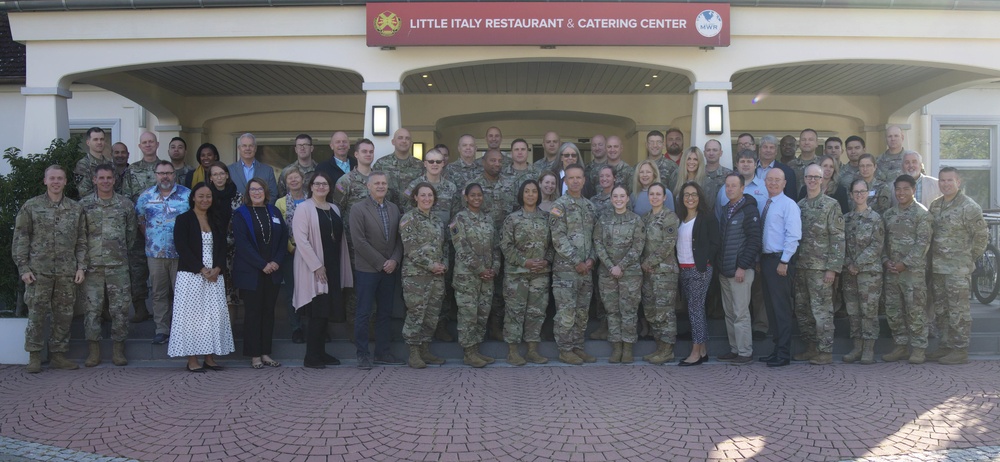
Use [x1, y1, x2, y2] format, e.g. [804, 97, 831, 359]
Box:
[291, 200, 354, 310]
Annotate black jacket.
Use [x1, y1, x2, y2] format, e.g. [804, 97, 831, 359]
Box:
[716, 194, 762, 278]
[174, 210, 227, 275]
[688, 212, 721, 273]
[316, 155, 358, 187]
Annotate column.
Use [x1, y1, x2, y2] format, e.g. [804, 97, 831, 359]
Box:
[689, 81, 733, 169]
[21, 87, 72, 155]
[362, 82, 402, 160]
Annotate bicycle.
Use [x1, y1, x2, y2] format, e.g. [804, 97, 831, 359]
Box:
[972, 211, 1000, 304]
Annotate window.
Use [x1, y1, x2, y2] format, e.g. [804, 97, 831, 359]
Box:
[933, 119, 998, 209]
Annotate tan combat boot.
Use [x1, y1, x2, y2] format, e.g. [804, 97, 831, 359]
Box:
[474, 344, 495, 364]
[859, 339, 876, 364]
[463, 346, 487, 368]
[792, 342, 818, 361]
[85, 341, 101, 367]
[25, 352, 42, 373]
[938, 348, 969, 365]
[842, 339, 863, 364]
[643, 339, 667, 362]
[49, 352, 79, 370]
[881, 344, 909, 362]
[621, 343, 634, 364]
[558, 350, 583, 365]
[573, 348, 596, 363]
[608, 342, 623, 364]
[589, 320, 609, 340]
[525, 342, 548, 364]
[507, 343, 526, 366]
[407, 345, 426, 369]
[809, 352, 832, 365]
[654, 342, 675, 364]
[112, 341, 128, 366]
[926, 347, 953, 362]
[420, 343, 445, 365]
[908, 347, 925, 364]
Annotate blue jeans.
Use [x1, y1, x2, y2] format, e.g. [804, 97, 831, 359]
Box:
[354, 269, 397, 358]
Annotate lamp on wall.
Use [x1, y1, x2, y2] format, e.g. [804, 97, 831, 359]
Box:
[372, 106, 390, 136]
[705, 104, 724, 135]
[413, 142, 424, 160]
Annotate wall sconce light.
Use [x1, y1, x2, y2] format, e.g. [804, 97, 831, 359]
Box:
[705, 105, 724, 135]
[413, 142, 424, 160]
[372, 106, 390, 136]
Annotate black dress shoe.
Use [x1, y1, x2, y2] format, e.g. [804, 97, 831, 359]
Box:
[758, 354, 778, 363]
[766, 358, 790, 368]
[291, 329, 305, 344]
[187, 366, 206, 373]
[303, 357, 326, 369]
[202, 362, 224, 371]
[322, 353, 341, 366]
[678, 356, 706, 367]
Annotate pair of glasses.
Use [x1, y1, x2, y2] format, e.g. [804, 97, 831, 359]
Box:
[804, 175, 823, 181]
[562, 154, 577, 158]
[425, 159, 444, 164]
[313, 182, 330, 187]
[851, 190, 869, 195]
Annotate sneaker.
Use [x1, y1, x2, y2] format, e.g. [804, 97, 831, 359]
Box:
[357, 355, 373, 370]
[291, 329, 305, 344]
[374, 353, 404, 365]
[152, 333, 169, 345]
[729, 355, 753, 365]
[717, 352, 739, 362]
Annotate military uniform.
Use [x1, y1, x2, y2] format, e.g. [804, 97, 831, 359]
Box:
[866, 179, 893, 214]
[402, 175, 460, 330]
[444, 160, 482, 192]
[124, 159, 158, 313]
[549, 194, 596, 353]
[593, 210, 645, 343]
[590, 191, 613, 219]
[641, 208, 680, 345]
[794, 194, 845, 355]
[372, 154, 424, 207]
[399, 209, 446, 346]
[838, 163, 861, 192]
[74, 153, 113, 198]
[843, 207, 884, 341]
[928, 193, 988, 352]
[533, 157, 559, 176]
[650, 157, 678, 191]
[12, 194, 87, 354]
[585, 160, 608, 194]
[609, 161, 635, 192]
[125, 159, 158, 202]
[876, 150, 910, 183]
[500, 209, 552, 343]
[787, 156, 819, 192]
[882, 201, 932, 349]
[701, 166, 733, 213]
[79, 193, 136, 342]
[450, 210, 500, 347]
[501, 165, 536, 193]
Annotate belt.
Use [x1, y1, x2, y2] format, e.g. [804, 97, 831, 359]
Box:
[762, 252, 782, 258]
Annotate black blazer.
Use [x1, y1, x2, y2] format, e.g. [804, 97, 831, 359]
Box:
[231, 204, 289, 291]
[174, 210, 227, 275]
[689, 212, 721, 273]
[316, 156, 358, 187]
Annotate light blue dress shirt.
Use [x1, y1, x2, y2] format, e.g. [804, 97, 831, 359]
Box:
[760, 192, 801, 263]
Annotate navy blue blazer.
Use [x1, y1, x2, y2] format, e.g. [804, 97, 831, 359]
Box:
[231, 204, 289, 291]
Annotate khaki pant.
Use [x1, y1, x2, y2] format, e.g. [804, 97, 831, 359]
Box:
[720, 269, 755, 357]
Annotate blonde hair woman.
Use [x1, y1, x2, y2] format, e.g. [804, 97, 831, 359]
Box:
[631, 159, 673, 215]
[674, 147, 706, 198]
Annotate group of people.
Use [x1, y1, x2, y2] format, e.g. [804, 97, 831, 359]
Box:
[11, 124, 988, 373]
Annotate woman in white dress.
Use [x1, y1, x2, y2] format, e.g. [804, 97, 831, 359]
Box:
[167, 182, 234, 372]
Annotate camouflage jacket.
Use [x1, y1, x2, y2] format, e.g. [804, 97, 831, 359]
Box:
[609, 161, 635, 192]
[866, 178, 893, 214]
[838, 163, 861, 192]
[444, 159, 482, 191]
[882, 202, 932, 271]
[450, 210, 500, 275]
[80, 193, 137, 267]
[12, 194, 87, 276]
[877, 150, 911, 183]
[585, 159, 608, 191]
[501, 209, 552, 275]
[399, 209, 445, 277]
[127, 159, 159, 201]
[372, 154, 424, 207]
[594, 210, 646, 277]
[702, 166, 733, 213]
[641, 207, 680, 275]
[75, 153, 113, 198]
[928, 193, 988, 275]
[649, 156, 678, 190]
[549, 194, 596, 273]
[332, 169, 371, 229]
[844, 207, 884, 273]
[796, 194, 845, 272]
[402, 175, 460, 232]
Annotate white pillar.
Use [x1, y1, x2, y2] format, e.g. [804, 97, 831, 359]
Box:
[21, 86, 71, 154]
[362, 82, 402, 160]
[689, 81, 733, 169]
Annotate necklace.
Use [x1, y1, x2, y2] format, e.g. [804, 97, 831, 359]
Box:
[318, 205, 336, 238]
[251, 206, 272, 245]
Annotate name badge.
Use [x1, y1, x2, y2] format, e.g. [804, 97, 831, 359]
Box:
[272, 217, 281, 224]
[868, 190, 876, 198]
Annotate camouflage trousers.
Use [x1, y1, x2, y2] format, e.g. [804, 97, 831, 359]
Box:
[401, 274, 444, 345]
[931, 273, 972, 350]
[599, 273, 642, 343]
[503, 272, 548, 343]
[793, 269, 835, 353]
[24, 274, 77, 353]
[552, 271, 592, 352]
[641, 272, 678, 343]
[81, 266, 132, 342]
[453, 273, 494, 348]
[843, 271, 882, 340]
[884, 269, 928, 348]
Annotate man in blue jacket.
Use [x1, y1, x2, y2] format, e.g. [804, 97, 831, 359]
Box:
[716, 173, 762, 365]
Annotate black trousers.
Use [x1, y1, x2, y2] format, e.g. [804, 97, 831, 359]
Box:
[241, 276, 278, 357]
[760, 255, 795, 361]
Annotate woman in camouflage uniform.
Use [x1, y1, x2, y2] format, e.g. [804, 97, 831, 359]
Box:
[399, 183, 448, 369]
[593, 185, 646, 363]
[842, 178, 885, 364]
[858, 153, 893, 214]
[501, 179, 553, 365]
[451, 183, 501, 368]
[640, 182, 681, 364]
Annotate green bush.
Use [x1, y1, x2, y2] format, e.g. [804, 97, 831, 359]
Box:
[0, 137, 85, 316]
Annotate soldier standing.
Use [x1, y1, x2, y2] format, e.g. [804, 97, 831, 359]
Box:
[451, 183, 500, 367]
[74, 127, 111, 197]
[467, 149, 514, 340]
[127, 132, 162, 323]
[399, 183, 448, 369]
[792, 164, 845, 365]
[640, 182, 680, 364]
[842, 178, 885, 364]
[881, 174, 933, 364]
[80, 164, 137, 367]
[13, 165, 87, 373]
[926, 167, 989, 365]
[372, 128, 424, 207]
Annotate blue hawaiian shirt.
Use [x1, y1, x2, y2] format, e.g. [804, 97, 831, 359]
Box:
[135, 184, 191, 258]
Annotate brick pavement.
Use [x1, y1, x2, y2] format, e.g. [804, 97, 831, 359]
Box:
[1, 361, 999, 462]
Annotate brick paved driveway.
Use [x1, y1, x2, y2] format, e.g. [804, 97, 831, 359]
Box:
[0, 361, 998, 462]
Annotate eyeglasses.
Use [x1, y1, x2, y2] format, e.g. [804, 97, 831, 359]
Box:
[851, 190, 869, 195]
[804, 175, 823, 181]
[313, 182, 329, 187]
[561, 153, 577, 158]
[155, 171, 175, 176]
[425, 159, 444, 164]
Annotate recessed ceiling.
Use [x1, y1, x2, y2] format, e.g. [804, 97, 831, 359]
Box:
[732, 63, 950, 95]
[127, 63, 363, 96]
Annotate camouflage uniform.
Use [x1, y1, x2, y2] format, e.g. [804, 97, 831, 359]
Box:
[475, 151, 513, 170]
[701, 166, 733, 213]
[125, 159, 158, 202]
[402, 175, 460, 327]
[838, 163, 861, 192]
[843, 207, 884, 340]
[12, 195, 87, 353]
[124, 159, 159, 309]
[444, 160, 482, 193]
[593, 210, 645, 343]
[650, 157, 678, 191]
[74, 153, 113, 198]
[590, 191, 612, 219]
[399, 209, 446, 346]
[609, 161, 635, 192]
[500, 209, 552, 343]
[882, 202, 932, 349]
[549, 194, 596, 352]
[501, 165, 536, 194]
[278, 160, 317, 197]
[79, 193, 137, 342]
[787, 156, 819, 192]
[450, 210, 500, 347]
[928, 193, 988, 350]
[641, 208, 680, 343]
[794, 194, 845, 354]
[866, 179, 893, 214]
[533, 157, 559, 177]
[876, 150, 910, 183]
[467, 173, 516, 326]
[372, 154, 424, 207]
[585, 160, 608, 193]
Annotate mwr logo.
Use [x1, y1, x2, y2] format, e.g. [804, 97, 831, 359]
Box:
[374, 11, 402, 37]
[695, 10, 722, 38]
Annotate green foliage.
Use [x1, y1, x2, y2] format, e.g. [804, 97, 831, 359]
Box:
[940, 127, 990, 160]
[0, 137, 85, 315]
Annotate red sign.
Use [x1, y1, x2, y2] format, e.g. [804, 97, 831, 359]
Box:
[367, 2, 729, 47]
